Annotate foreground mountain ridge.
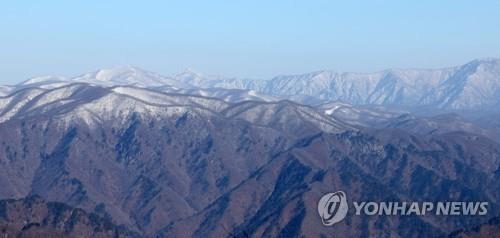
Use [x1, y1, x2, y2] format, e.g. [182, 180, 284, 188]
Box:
[0, 106, 498, 237]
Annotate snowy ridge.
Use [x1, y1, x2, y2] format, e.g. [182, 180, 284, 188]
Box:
[223, 100, 353, 133]
[156, 86, 276, 103]
[13, 67, 273, 103]
[175, 69, 266, 90]
[63, 93, 219, 127]
[3, 58, 500, 110]
[178, 58, 500, 110]
[0, 84, 227, 126]
[111, 86, 229, 112]
[0, 88, 47, 123]
[0, 83, 354, 134]
[319, 101, 405, 127]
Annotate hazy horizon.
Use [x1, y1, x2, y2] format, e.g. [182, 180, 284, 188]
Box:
[3, 57, 500, 86]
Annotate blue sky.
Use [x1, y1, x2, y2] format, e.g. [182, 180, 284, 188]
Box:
[1, 0, 499, 84]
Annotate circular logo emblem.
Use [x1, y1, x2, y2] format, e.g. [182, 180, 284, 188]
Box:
[318, 191, 348, 226]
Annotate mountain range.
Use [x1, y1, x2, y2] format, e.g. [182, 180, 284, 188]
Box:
[5, 58, 500, 111]
[184, 58, 500, 111]
[0, 59, 499, 237]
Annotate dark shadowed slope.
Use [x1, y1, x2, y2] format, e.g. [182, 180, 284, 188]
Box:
[0, 196, 140, 238]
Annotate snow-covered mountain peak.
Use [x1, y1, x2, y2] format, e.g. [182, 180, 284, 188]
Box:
[32, 65, 192, 90]
[72, 66, 173, 87]
[92, 65, 145, 81]
[177, 67, 201, 76]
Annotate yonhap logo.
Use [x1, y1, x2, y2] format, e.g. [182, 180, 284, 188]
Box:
[317, 191, 348, 226]
[317, 191, 489, 227]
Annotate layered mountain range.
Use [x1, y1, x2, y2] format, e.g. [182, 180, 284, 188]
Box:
[0, 59, 499, 237]
[5, 58, 500, 111]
